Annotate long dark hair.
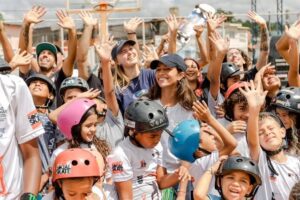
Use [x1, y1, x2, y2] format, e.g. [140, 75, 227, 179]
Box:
[147, 75, 196, 111]
[70, 106, 111, 164]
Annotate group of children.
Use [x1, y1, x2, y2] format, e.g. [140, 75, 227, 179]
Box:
[0, 4, 300, 200]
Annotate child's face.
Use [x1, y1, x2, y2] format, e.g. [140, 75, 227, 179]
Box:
[233, 102, 249, 122]
[227, 75, 241, 89]
[262, 73, 281, 92]
[63, 88, 83, 103]
[258, 117, 285, 151]
[81, 113, 98, 142]
[221, 171, 253, 200]
[135, 130, 163, 148]
[61, 178, 93, 200]
[155, 63, 184, 89]
[29, 80, 51, 100]
[275, 108, 294, 129]
[184, 59, 200, 82]
[200, 126, 217, 152]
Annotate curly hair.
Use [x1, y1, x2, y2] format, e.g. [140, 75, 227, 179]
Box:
[289, 181, 300, 200]
[223, 90, 248, 121]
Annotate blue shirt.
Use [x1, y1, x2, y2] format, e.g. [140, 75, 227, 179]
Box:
[208, 194, 221, 200]
[117, 69, 155, 114]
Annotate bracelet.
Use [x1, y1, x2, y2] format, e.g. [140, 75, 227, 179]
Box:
[20, 193, 37, 200]
[127, 32, 136, 34]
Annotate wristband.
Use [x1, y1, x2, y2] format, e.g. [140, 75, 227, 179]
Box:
[127, 32, 136, 34]
[20, 193, 37, 200]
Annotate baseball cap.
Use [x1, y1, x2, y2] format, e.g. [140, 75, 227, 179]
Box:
[111, 40, 136, 60]
[150, 54, 187, 72]
[36, 42, 58, 63]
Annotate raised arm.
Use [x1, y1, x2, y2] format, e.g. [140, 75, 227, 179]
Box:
[156, 33, 169, 56]
[94, 36, 119, 116]
[57, 10, 77, 77]
[239, 80, 267, 161]
[124, 17, 142, 55]
[276, 21, 300, 87]
[194, 156, 227, 200]
[207, 31, 229, 99]
[77, 10, 98, 80]
[8, 49, 33, 71]
[193, 101, 237, 156]
[0, 21, 14, 62]
[165, 14, 179, 54]
[248, 11, 269, 69]
[193, 25, 208, 67]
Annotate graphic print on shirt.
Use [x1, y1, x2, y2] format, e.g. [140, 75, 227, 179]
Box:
[111, 161, 124, 174]
[27, 110, 42, 130]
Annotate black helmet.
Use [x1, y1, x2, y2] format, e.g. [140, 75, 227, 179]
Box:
[271, 87, 300, 114]
[221, 62, 244, 86]
[59, 77, 89, 97]
[0, 57, 12, 74]
[124, 99, 169, 132]
[215, 156, 262, 199]
[26, 74, 56, 95]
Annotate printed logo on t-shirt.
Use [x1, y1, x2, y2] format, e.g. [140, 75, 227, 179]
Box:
[0, 106, 7, 123]
[56, 164, 71, 175]
[111, 161, 124, 174]
[27, 110, 42, 129]
[140, 160, 147, 168]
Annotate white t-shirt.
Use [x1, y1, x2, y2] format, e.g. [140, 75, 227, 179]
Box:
[92, 184, 118, 200]
[0, 75, 44, 199]
[155, 100, 194, 173]
[107, 137, 163, 200]
[189, 151, 220, 196]
[207, 90, 224, 119]
[256, 150, 300, 200]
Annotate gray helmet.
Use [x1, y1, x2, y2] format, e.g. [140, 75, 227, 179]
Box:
[59, 77, 89, 97]
[271, 87, 300, 114]
[124, 99, 169, 133]
[0, 57, 12, 74]
[221, 62, 244, 86]
[26, 74, 56, 95]
[215, 156, 261, 199]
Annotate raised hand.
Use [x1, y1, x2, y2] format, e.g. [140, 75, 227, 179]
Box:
[192, 100, 213, 123]
[209, 31, 230, 54]
[165, 14, 179, 33]
[226, 120, 247, 135]
[23, 6, 46, 24]
[239, 80, 267, 109]
[9, 49, 33, 67]
[79, 10, 97, 27]
[94, 35, 115, 62]
[285, 20, 300, 40]
[56, 10, 75, 30]
[206, 13, 227, 31]
[193, 25, 205, 38]
[0, 21, 4, 32]
[175, 166, 191, 181]
[77, 88, 101, 99]
[247, 11, 266, 27]
[142, 44, 159, 68]
[124, 17, 142, 33]
[210, 155, 228, 174]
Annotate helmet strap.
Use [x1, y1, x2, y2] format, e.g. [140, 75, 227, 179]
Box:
[129, 132, 144, 148]
[198, 147, 212, 155]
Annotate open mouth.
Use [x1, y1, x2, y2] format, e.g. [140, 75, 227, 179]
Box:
[228, 188, 240, 197]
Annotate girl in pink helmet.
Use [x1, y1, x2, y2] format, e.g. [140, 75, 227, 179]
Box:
[43, 148, 103, 200]
[50, 98, 110, 171]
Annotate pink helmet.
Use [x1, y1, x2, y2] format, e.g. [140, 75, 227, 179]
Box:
[57, 98, 96, 140]
[52, 148, 100, 183]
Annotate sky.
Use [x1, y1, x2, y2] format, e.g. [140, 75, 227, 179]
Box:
[1, 0, 299, 25]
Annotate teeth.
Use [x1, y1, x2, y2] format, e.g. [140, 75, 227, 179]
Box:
[158, 78, 167, 81]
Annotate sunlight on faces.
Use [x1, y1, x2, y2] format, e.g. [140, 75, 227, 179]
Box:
[258, 117, 285, 151]
[80, 114, 98, 142]
[221, 171, 253, 200]
[262, 73, 281, 92]
[60, 178, 94, 200]
[275, 108, 294, 129]
[63, 88, 83, 103]
[184, 59, 200, 82]
[38, 50, 56, 70]
[116, 44, 138, 68]
[135, 130, 163, 149]
[227, 49, 245, 69]
[29, 80, 52, 100]
[233, 102, 249, 122]
[155, 63, 184, 89]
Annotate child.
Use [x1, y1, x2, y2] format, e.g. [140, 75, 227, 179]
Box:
[193, 156, 262, 200]
[271, 87, 300, 155]
[51, 98, 110, 167]
[240, 80, 300, 200]
[43, 148, 103, 200]
[59, 77, 90, 103]
[107, 99, 190, 199]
